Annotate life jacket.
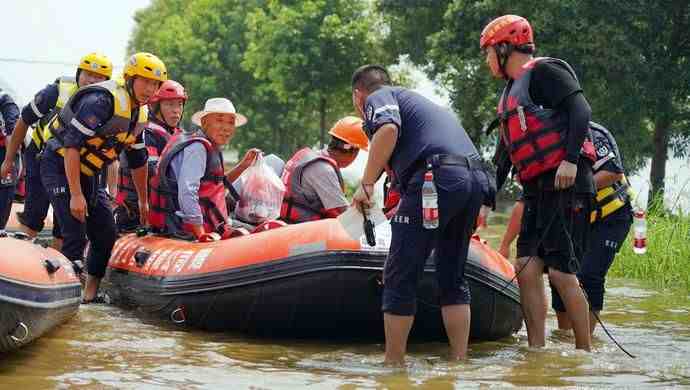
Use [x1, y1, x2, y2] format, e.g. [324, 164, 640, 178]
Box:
[279, 147, 344, 223]
[48, 78, 148, 176]
[29, 76, 78, 151]
[588, 122, 633, 223]
[497, 57, 596, 183]
[115, 118, 178, 208]
[383, 166, 401, 219]
[149, 131, 230, 238]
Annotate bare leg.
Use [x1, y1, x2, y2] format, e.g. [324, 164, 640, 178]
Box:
[17, 223, 38, 238]
[549, 269, 591, 350]
[82, 275, 101, 302]
[51, 237, 63, 252]
[516, 256, 547, 347]
[442, 304, 471, 360]
[383, 313, 414, 366]
[589, 311, 598, 335]
[555, 310, 573, 331]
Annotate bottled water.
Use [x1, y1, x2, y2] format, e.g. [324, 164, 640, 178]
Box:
[422, 171, 439, 229]
[632, 209, 647, 254]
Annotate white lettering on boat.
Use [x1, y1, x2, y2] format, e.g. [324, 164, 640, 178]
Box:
[173, 250, 194, 273]
[189, 249, 213, 271]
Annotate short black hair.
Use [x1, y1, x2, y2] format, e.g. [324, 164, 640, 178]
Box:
[351, 64, 391, 92]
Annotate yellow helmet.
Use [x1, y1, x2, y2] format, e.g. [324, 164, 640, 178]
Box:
[123, 52, 168, 82]
[78, 52, 113, 78]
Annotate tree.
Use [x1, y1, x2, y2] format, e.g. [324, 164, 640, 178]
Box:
[380, 0, 690, 205]
[242, 0, 384, 149]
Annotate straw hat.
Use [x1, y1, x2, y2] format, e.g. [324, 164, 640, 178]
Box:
[191, 97, 247, 127]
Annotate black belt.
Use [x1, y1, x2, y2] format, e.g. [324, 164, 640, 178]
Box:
[424, 154, 483, 170]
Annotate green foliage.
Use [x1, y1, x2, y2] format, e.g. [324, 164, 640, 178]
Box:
[610, 200, 690, 291]
[129, 0, 384, 160]
[380, 0, 690, 181]
[243, 0, 384, 149]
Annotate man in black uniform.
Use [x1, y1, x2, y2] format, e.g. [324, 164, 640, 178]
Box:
[350, 65, 492, 363]
[482, 15, 597, 350]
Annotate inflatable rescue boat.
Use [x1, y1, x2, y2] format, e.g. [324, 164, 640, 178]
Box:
[104, 219, 522, 341]
[0, 234, 81, 352]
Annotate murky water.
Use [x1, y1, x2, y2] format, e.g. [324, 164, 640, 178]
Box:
[1, 279, 688, 389]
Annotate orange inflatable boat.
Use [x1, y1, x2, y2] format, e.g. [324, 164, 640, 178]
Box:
[104, 219, 522, 341]
[0, 234, 80, 353]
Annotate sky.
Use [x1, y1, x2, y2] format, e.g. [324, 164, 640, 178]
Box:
[1, 1, 686, 210]
[0, 0, 151, 104]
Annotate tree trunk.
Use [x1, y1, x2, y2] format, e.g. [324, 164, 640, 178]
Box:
[648, 117, 670, 208]
[319, 96, 327, 148]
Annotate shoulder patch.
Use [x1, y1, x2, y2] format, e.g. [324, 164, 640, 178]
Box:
[365, 104, 374, 122]
[594, 138, 611, 158]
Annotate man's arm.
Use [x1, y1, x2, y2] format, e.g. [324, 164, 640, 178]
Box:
[0, 95, 22, 178]
[174, 143, 207, 238]
[499, 200, 524, 259]
[124, 132, 149, 224]
[65, 147, 87, 222]
[361, 124, 398, 188]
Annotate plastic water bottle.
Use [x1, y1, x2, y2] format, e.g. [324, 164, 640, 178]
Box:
[632, 209, 647, 254]
[422, 171, 439, 229]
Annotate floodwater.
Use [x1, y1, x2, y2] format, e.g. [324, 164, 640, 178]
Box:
[1, 280, 688, 389]
[2, 212, 689, 389]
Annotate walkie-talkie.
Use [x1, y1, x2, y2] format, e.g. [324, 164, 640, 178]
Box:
[363, 209, 376, 247]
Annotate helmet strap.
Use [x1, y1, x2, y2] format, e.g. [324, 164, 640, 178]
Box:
[125, 77, 140, 105]
[496, 43, 514, 79]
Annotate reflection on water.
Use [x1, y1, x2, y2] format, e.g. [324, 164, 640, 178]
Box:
[1, 279, 688, 389]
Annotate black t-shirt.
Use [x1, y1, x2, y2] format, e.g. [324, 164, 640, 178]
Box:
[523, 61, 595, 195]
[529, 61, 582, 108]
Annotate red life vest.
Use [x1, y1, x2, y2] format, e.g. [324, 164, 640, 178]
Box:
[279, 147, 344, 223]
[382, 166, 401, 219]
[149, 131, 230, 238]
[497, 57, 596, 183]
[116, 119, 178, 207]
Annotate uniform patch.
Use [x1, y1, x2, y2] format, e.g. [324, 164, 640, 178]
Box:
[84, 115, 100, 128]
[594, 139, 610, 158]
[366, 104, 374, 122]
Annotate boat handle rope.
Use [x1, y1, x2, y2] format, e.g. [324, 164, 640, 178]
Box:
[170, 307, 186, 324]
[10, 322, 29, 343]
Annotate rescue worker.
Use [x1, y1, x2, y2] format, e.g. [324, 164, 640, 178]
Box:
[149, 97, 260, 242]
[40, 52, 166, 303]
[481, 15, 598, 350]
[0, 89, 20, 230]
[0, 53, 113, 247]
[114, 80, 187, 232]
[350, 65, 493, 363]
[280, 116, 368, 223]
[501, 123, 633, 335]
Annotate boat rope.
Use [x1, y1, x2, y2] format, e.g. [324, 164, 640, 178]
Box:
[9, 321, 29, 343]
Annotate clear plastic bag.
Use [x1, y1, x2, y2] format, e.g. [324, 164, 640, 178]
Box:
[235, 154, 286, 224]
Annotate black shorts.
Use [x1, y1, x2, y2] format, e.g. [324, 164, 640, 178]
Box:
[516, 190, 593, 274]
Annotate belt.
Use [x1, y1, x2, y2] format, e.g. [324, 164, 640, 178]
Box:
[424, 154, 483, 170]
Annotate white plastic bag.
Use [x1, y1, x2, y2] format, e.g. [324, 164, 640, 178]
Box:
[235, 154, 286, 224]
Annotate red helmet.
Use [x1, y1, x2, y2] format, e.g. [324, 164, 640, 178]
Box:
[149, 80, 188, 104]
[480, 15, 533, 49]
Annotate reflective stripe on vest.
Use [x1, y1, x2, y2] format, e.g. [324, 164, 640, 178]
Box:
[30, 76, 78, 150]
[149, 131, 229, 237]
[50, 79, 148, 176]
[590, 178, 634, 223]
[279, 147, 344, 223]
[115, 121, 175, 207]
[497, 57, 596, 182]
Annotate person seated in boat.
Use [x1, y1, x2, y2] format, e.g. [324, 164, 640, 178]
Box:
[279, 116, 368, 223]
[149, 97, 260, 242]
[114, 80, 188, 233]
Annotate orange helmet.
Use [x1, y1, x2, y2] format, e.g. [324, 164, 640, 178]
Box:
[328, 116, 368, 151]
[480, 15, 533, 49]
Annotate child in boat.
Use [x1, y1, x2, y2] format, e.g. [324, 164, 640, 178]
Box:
[149, 98, 259, 242]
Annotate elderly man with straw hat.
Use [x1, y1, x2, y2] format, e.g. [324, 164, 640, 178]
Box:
[149, 97, 260, 242]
